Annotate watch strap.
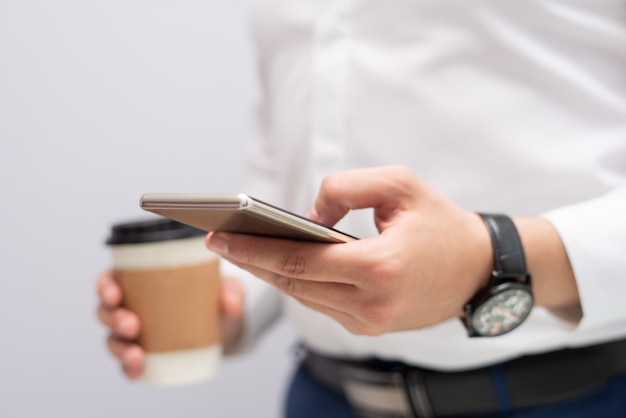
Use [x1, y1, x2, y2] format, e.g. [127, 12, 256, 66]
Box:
[479, 213, 528, 279]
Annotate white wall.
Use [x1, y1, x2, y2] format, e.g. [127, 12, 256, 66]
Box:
[0, 1, 296, 417]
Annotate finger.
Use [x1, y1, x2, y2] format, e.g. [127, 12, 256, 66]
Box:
[227, 260, 358, 311]
[97, 270, 122, 308]
[107, 336, 144, 379]
[122, 363, 143, 381]
[219, 276, 245, 354]
[97, 305, 141, 340]
[294, 297, 371, 336]
[220, 311, 244, 354]
[207, 232, 372, 285]
[312, 165, 419, 227]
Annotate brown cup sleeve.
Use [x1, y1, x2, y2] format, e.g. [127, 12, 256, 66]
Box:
[115, 260, 221, 353]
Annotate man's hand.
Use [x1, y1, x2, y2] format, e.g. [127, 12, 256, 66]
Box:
[96, 270, 245, 379]
[206, 165, 493, 336]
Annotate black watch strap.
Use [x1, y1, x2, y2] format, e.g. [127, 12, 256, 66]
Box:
[479, 213, 528, 279]
[463, 214, 533, 337]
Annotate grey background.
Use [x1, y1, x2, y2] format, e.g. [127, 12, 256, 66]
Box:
[0, 1, 297, 417]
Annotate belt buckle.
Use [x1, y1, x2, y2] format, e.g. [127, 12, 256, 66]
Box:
[341, 365, 434, 418]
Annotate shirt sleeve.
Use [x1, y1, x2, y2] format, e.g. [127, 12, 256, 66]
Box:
[543, 186, 626, 344]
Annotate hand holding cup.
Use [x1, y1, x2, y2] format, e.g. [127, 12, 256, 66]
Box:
[98, 218, 244, 386]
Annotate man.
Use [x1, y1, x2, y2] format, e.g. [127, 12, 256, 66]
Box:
[98, 1, 626, 416]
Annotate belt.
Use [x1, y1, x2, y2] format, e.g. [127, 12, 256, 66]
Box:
[303, 338, 626, 418]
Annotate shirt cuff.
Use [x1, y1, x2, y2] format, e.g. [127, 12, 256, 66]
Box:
[542, 188, 626, 343]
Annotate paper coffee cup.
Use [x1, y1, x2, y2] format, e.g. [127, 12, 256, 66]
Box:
[106, 218, 221, 386]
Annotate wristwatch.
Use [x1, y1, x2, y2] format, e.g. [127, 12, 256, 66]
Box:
[462, 213, 534, 337]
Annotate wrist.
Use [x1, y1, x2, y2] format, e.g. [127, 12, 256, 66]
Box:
[513, 217, 581, 320]
[464, 212, 496, 310]
[462, 213, 534, 337]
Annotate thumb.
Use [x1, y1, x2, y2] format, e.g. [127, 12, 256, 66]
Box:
[219, 276, 245, 354]
[220, 276, 244, 317]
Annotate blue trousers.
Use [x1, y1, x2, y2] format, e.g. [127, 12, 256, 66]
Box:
[285, 362, 626, 418]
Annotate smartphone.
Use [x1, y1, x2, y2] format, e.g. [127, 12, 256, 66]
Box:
[139, 193, 357, 243]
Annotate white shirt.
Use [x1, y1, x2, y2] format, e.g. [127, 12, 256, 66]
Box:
[225, 0, 626, 370]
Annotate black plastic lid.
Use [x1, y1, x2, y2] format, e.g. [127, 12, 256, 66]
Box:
[106, 217, 206, 245]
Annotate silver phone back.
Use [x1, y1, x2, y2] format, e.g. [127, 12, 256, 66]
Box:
[140, 193, 356, 243]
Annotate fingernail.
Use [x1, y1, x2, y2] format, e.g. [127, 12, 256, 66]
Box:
[307, 208, 320, 222]
[207, 234, 228, 255]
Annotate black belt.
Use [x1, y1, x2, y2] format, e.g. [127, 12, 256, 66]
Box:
[303, 338, 626, 418]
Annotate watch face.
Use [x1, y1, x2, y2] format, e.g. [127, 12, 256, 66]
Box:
[471, 287, 533, 337]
